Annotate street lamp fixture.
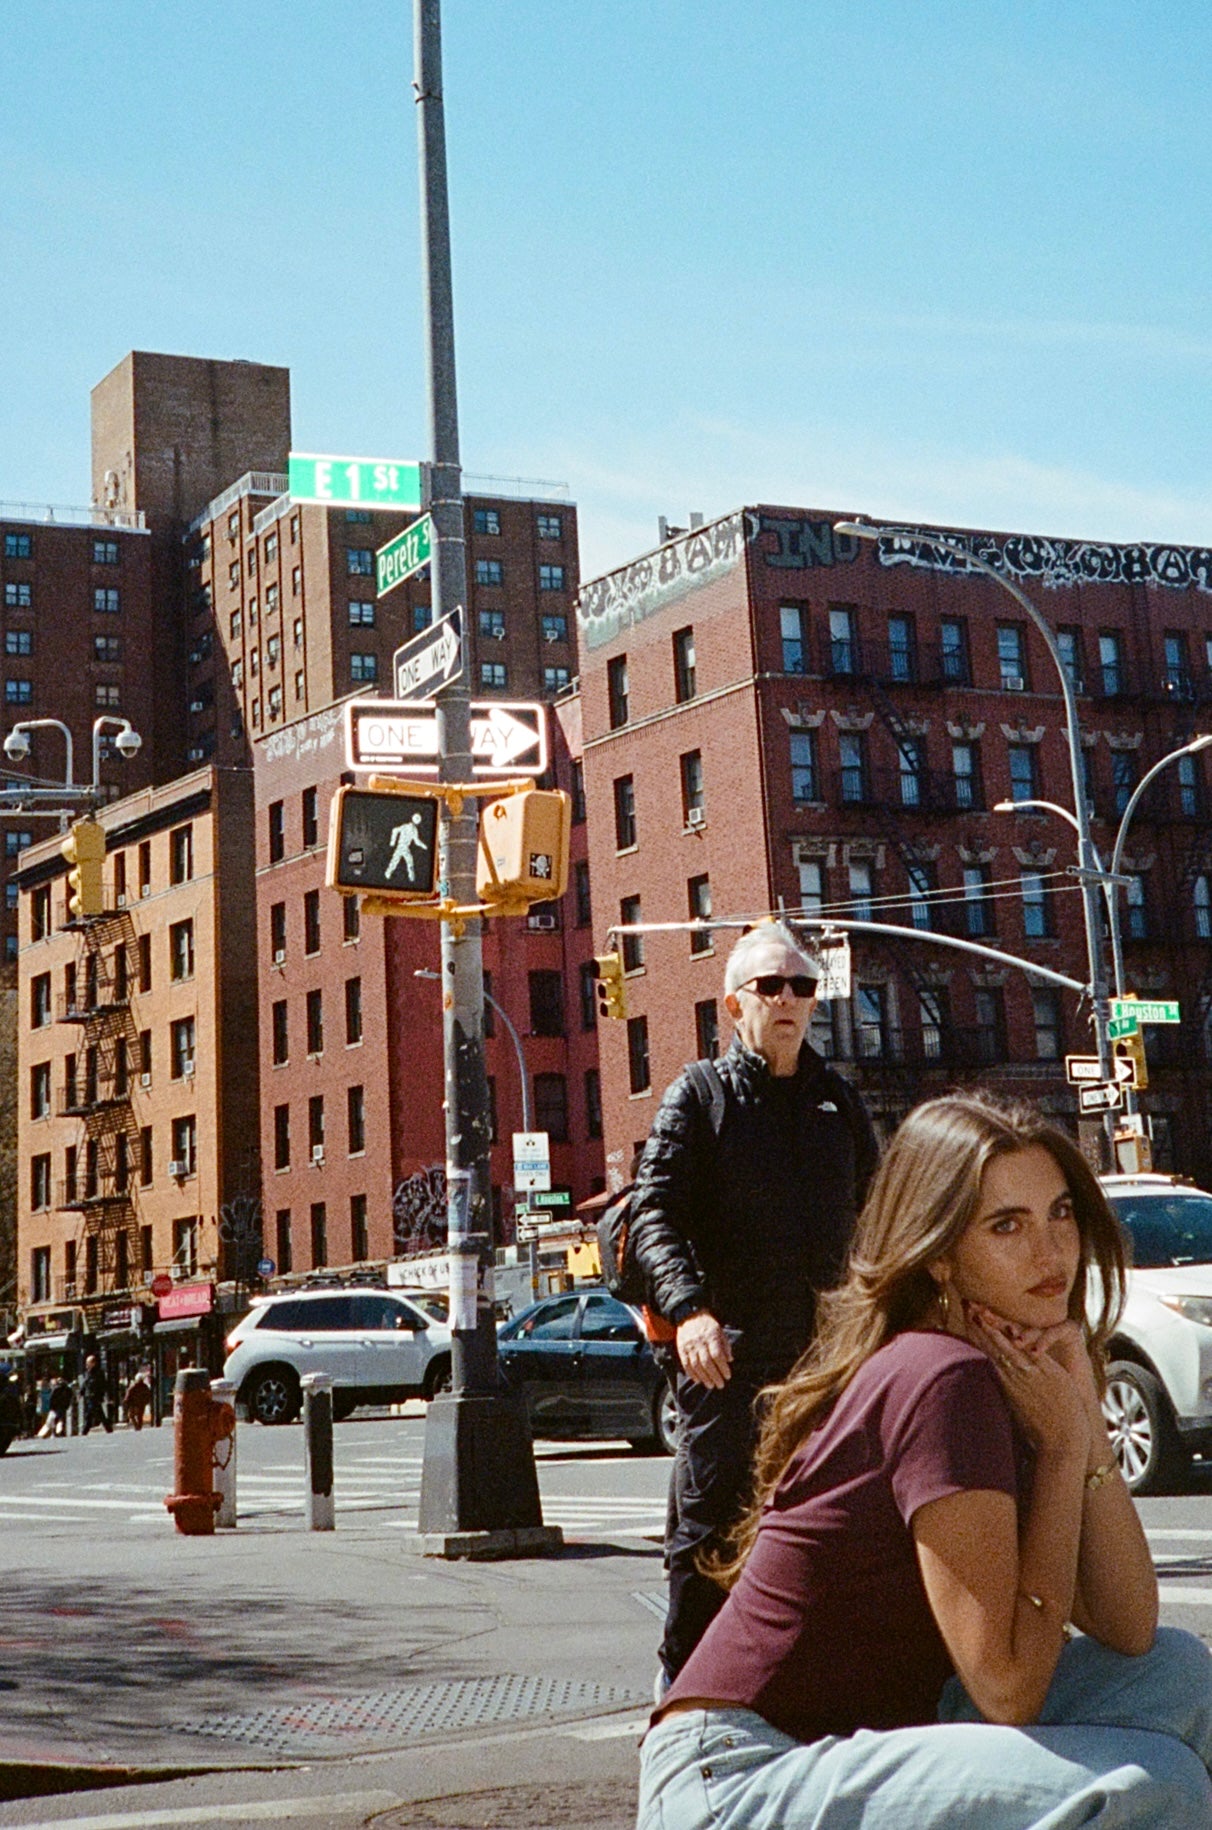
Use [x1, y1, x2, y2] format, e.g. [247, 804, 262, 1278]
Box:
[92, 716, 142, 790]
[4, 717, 75, 785]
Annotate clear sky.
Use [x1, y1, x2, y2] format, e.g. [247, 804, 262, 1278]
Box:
[1, 0, 1209, 581]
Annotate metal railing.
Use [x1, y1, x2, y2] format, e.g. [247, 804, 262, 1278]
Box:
[0, 500, 147, 531]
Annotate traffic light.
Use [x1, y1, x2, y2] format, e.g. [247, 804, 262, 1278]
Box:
[476, 789, 570, 910]
[326, 785, 440, 901]
[1113, 1029, 1148, 1091]
[61, 819, 106, 920]
[595, 952, 627, 1020]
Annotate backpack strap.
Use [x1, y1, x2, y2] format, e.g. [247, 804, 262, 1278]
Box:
[685, 1057, 728, 1136]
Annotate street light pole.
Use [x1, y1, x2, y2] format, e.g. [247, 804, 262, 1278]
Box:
[836, 519, 1115, 1163]
[1106, 735, 1212, 1002]
[413, 0, 553, 1554]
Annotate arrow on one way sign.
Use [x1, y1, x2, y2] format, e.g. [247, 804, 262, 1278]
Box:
[1078, 1082, 1123, 1114]
[1064, 1055, 1135, 1086]
[344, 698, 547, 777]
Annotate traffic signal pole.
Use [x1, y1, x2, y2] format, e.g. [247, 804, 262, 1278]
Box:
[412, 0, 556, 1555]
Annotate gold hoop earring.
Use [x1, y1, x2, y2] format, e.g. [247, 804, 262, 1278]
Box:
[936, 1281, 951, 1327]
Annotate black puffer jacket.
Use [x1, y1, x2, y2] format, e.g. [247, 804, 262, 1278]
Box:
[628, 1037, 879, 1364]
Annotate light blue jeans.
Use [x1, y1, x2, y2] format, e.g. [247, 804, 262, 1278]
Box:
[637, 1628, 1212, 1828]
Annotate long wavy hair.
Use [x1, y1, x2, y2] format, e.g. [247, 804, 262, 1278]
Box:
[712, 1093, 1127, 1588]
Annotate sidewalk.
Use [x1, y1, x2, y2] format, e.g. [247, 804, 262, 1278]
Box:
[0, 1492, 661, 1826]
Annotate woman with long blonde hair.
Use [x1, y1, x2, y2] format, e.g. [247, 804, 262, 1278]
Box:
[637, 1094, 1212, 1828]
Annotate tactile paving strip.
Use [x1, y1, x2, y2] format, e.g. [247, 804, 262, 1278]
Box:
[181, 1674, 642, 1755]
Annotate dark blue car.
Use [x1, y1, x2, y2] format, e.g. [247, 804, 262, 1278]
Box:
[497, 1288, 677, 1454]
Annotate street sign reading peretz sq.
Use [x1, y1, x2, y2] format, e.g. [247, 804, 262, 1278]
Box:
[343, 697, 547, 778]
[378, 515, 433, 599]
[392, 606, 462, 697]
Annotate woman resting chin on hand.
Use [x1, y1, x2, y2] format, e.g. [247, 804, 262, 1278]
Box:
[637, 1094, 1212, 1830]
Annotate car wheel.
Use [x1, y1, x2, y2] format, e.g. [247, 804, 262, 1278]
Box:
[331, 1394, 357, 1423]
[423, 1355, 452, 1400]
[653, 1382, 678, 1457]
[247, 1367, 302, 1426]
[1103, 1361, 1185, 1495]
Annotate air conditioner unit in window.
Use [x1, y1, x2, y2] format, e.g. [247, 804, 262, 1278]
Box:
[140, 884, 151, 898]
[543, 629, 561, 643]
[490, 627, 506, 641]
[181, 1058, 195, 1079]
[116, 893, 127, 908]
[311, 1145, 325, 1164]
[686, 806, 706, 828]
[140, 1072, 151, 1088]
[1003, 675, 1026, 692]
[529, 910, 557, 931]
[168, 1160, 188, 1179]
[272, 948, 286, 965]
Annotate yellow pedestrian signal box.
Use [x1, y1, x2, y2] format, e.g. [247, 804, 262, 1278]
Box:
[326, 785, 440, 901]
[1113, 1030, 1148, 1091]
[476, 789, 570, 912]
[595, 952, 627, 1020]
[61, 819, 106, 920]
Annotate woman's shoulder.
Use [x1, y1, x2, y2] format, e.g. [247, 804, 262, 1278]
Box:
[860, 1330, 1003, 1410]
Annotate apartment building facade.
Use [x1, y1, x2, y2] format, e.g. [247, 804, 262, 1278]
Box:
[579, 507, 1212, 1187]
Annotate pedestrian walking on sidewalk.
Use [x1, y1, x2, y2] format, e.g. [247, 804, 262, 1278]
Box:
[629, 922, 878, 1689]
[40, 1375, 73, 1437]
[638, 1093, 1212, 1829]
[123, 1365, 152, 1431]
[80, 1354, 113, 1434]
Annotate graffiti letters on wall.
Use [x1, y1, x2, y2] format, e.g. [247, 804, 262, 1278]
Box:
[874, 529, 1212, 597]
[392, 1163, 447, 1256]
[749, 513, 862, 572]
[577, 512, 746, 651]
[263, 703, 345, 767]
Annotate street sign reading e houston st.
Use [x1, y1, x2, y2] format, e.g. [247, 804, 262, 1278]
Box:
[343, 698, 547, 777]
[288, 452, 423, 510]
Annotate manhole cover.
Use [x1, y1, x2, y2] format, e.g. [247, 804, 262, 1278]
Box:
[371, 1776, 639, 1829]
[182, 1675, 642, 1756]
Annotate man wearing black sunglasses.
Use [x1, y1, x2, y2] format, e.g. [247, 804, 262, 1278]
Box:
[630, 921, 879, 1692]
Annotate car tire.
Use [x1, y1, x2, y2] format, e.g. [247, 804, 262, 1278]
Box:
[247, 1366, 302, 1426]
[423, 1356, 452, 1401]
[1103, 1361, 1185, 1495]
[630, 1383, 679, 1457]
[331, 1394, 357, 1423]
[0, 1430, 13, 1455]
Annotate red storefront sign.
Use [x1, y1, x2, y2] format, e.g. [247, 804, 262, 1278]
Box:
[157, 1283, 214, 1321]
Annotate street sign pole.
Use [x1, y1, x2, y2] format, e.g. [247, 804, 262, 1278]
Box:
[413, 0, 552, 1555]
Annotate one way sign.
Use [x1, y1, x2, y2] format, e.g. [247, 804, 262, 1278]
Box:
[393, 607, 462, 698]
[344, 697, 547, 778]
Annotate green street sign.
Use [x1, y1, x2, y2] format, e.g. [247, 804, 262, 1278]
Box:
[530, 1190, 572, 1209]
[1110, 998, 1180, 1025]
[1107, 1014, 1139, 1041]
[377, 515, 433, 598]
[288, 452, 422, 510]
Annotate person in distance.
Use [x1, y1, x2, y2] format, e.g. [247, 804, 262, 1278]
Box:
[637, 1093, 1212, 1829]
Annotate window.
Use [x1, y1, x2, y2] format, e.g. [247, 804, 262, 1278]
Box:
[30, 1245, 51, 1304]
[1008, 744, 1039, 803]
[918, 988, 948, 1060]
[5, 629, 31, 655]
[964, 865, 993, 937]
[32, 883, 51, 940]
[888, 615, 916, 682]
[6, 829, 32, 857]
[797, 856, 824, 916]
[5, 581, 31, 607]
[266, 632, 281, 667]
[294, 670, 305, 700]
[351, 1193, 369, 1261]
[907, 861, 934, 931]
[997, 624, 1027, 690]
[95, 682, 122, 708]
[534, 1073, 568, 1143]
[306, 988, 324, 1055]
[543, 666, 571, 692]
[140, 1128, 153, 1187]
[4, 532, 32, 559]
[304, 888, 321, 954]
[695, 998, 720, 1060]
[898, 737, 924, 808]
[302, 786, 319, 849]
[1099, 631, 1124, 696]
[31, 1153, 51, 1211]
[265, 531, 278, 563]
[309, 1094, 325, 1155]
[274, 1104, 291, 1170]
[574, 860, 592, 927]
[539, 564, 565, 592]
[681, 750, 704, 823]
[473, 507, 501, 535]
[170, 1017, 196, 1079]
[343, 895, 360, 941]
[1021, 871, 1052, 938]
[268, 801, 285, 862]
[940, 617, 970, 685]
[529, 969, 565, 1036]
[93, 587, 121, 614]
[839, 731, 868, 803]
[584, 1067, 603, 1139]
[1057, 628, 1085, 693]
[1032, 989, 1062, 1061]
[1163, 632, 1191, 694]
[93, 634, 120, 662]
[171, 1116, 197, 1177]
[169, 920, 194, 980]
[1178, 754, 1201, 817]
[627, 1015, 651, 1093]
[614, 774, 636, 849]
[272, 999, 289, 1065]
[31, 1060, 51, 1119]
[541, 612, 568, 643]
[688, 874, 712, 954]
[270, 900, 287, 959]
[952, 741, 982, 811]
[347, 1084, 366, 1154]
[479, 607, 506, 639]
[5, 679, 32, 704]
[974, 988, 1006, 1064]
[138, 933, 152, 992]
[620, 895, 644, 972]
[780, 604, 807, 673]
[607, 655, 629, 728]
[31, 973, 51, 1028]
[537, 513, 562, 540]
[412, 604, 432, 633]
[345, 976, 363, 1044]
[579, 959, 599, 1030]
[790, 730, 818, 803]
[276, 1209, 293, 1274]
[848, 859, 873, 922]
[311, 1204, 328, 1268]
[1125, 874, 1148, 940]
[829, 606, 857, 675]
[475, 558, 503, 586]
[1111, 751, 1137, 818]
[1194, 876, 1212, 940]
[347, 549, 374, 576]
[350, 652, 378, 683]
[480, 661, 507, 689]
[855, 985, 887, 1057]
[169, 824, 193, 883]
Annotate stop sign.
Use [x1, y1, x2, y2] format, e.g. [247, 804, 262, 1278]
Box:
[151, 1273, 173, 1298]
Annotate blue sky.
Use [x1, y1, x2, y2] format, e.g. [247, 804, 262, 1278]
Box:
[1, 0, 1209, 580]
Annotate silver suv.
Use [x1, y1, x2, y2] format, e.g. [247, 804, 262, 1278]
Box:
[224, 1287, 453, 1424]
[1100, 1173, 1212, 1493]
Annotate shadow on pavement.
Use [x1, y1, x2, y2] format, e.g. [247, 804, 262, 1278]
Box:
[373, 1777, 638, 1829]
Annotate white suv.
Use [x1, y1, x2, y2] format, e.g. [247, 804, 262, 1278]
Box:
[225, 1287, 453, 1425]
[1100, 1174, 1212, 1493]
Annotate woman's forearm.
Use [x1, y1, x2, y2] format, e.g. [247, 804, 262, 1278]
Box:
[1071, 1418, 1158, 1654]
[978, 1444, 1087, 1725]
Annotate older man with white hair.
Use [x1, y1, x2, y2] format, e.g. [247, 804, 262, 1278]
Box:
[630, 921, 879, 1691]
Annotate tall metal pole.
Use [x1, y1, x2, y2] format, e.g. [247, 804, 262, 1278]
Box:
[413, 0, 555, 1554]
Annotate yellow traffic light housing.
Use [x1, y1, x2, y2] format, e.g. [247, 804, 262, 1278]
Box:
[595, 952, 627, 1020]
[326, 784, 441, 902]
[61, 819, 106, 920]
[1113, 1029, 1148, 1091]
[476, 788, 570, 913]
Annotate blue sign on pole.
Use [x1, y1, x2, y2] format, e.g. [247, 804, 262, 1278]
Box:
[257, 1258, 276, 1278]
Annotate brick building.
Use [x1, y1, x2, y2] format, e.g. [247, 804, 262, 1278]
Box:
[578, 507, 1212, 1187]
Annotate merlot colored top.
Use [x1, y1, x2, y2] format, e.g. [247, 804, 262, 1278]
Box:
[660, 1331, 1024, 1743]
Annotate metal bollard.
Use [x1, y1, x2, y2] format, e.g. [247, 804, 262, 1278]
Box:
[209, 1378, 238, 1527]
[301, 1372, 335, 1531]
[164, 1370, 235, 1536]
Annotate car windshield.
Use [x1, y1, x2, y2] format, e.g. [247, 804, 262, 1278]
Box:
[1109, 1192, 1212, 1269]
[401, 1291, 448, 1323]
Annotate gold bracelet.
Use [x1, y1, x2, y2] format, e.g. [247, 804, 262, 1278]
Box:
[1085, 1461, 1119, 1492]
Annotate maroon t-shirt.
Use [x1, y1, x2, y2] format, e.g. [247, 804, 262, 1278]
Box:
[662, 1331, 1024, 1743]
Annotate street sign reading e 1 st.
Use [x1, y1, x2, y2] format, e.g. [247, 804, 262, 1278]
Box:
[1110, 998, 1180, 1025]
[378, 515, 433, 598]
[1107, 1014, 1139, 1041]
[288, 452, 422, 510]
[392, 607, 462, 698]
[344, 698, 547, 777]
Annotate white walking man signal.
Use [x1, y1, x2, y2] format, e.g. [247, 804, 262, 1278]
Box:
[385, 811, 430, 884]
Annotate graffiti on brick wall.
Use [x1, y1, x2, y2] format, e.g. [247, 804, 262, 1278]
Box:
[263, 703, 345, 766]
[875, 529, 1212, 596]
[749, 513, 863, 571]
[392, 1163, 447, 1255]
[577, 511, 746, 650]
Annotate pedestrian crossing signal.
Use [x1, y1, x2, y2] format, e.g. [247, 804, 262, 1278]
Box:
[595, 952, 627, 1020]
[475, 789, 570, 910]
[61, 818, 106, 920]
[326, 785, 440, 901]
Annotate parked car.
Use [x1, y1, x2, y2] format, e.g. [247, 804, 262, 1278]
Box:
[496, 1287, 677, 1455]
[1100, 1173, 1212, 1493]
[224, 1287, 453, 1424]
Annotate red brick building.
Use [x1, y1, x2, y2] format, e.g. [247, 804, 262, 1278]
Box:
[578, 507, 1212, 1186]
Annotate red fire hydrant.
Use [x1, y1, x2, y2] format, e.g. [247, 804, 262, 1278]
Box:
[164, 1369, 236, 1536]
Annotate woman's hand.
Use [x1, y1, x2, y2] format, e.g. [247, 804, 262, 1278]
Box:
[965, 1306, 1092, 1458]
